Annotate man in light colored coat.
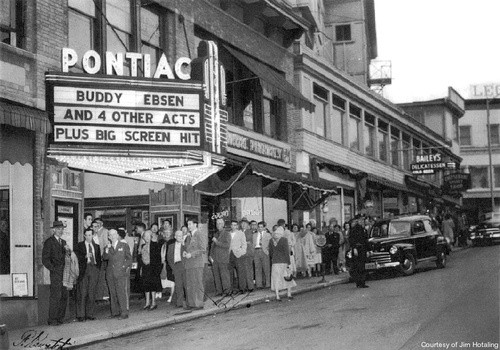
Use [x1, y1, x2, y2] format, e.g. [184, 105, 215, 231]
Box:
[228, 219, 247, 293]
[183, 219, 207, 309]
[210, 218, 232, 296]
[253, 221, 271, 289]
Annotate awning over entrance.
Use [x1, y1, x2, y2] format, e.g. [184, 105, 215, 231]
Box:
[0, 99, 51, 133]
[48, 147, 224, 186]
[195, 161, 337, 196]
[224, 46, 315, 113]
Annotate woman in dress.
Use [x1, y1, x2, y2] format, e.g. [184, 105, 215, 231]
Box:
[309, 220, 323, 277]
[139, 230, 162, 310]
[295, 223, 316, 277]
[160, 228, 176, 302]
[283, 224, 297, 277]
[269, 226, 296, 301]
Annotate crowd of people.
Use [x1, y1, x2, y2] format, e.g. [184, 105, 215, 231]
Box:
[42, 213, 367, 326]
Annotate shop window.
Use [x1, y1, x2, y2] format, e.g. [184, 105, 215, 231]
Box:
[378, 120, 388, 162]
[364, 113, 375, 157]
[140, 5, 161, 74]
[0, 0, 25, 48]
[459, 125, 471, 146]
[390, 126, 400, 167]
[494, 166, 500, 188]
[470, 166, 489, 189]
[335, 24, 351, 42]
[0, 188, 10, 275]
[489, 124, 500, 144]
[313, 83, 328, 137]
[331, 93, 345, 144]
[349, 104, 361, 151]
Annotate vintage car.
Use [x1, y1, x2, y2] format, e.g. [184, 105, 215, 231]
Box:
[346, 215, 450, 276]
[470, 219, 500, 246]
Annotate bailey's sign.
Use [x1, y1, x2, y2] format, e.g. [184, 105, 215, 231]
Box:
[410, 152, 455, 175]
[62, 48, 191, 79]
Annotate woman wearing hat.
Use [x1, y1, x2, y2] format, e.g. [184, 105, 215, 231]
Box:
[269, 226, 296, 301]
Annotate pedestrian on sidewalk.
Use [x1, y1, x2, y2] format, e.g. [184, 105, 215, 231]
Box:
[269, 226, 296, 301]
[253, 221, 271, 289]
[295, 224, 315, 278]
[183, 219, 206, 310]
[75, 228, 101, 321]
[241, 218, 255, 292]
[139, 230, 162, 310]
[92, 219, 109, 303]
[42, 220, 69, 326]
[228, 219, 247, 293]
[348, 216, 369, 288]
[103, 229, 132, 319]
[210, 218, 232, 296]
[167, 230, 187, 308]
[161, 231, 176, 303]
[278, 219, 297, 277]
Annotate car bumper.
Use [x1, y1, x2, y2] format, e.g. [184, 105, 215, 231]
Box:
[365, 261, 400, 270]
[471, 234, 500, 243]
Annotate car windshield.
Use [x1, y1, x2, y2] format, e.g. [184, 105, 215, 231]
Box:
[370, 221, 411, 238]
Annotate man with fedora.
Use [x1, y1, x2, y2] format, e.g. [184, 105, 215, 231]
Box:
[42, 220, 69, 325]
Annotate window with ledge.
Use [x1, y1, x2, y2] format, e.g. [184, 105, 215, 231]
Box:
[140, 6, 161, 75]
[263, 94, 280, 139]
[335, 24, 351, 42]
[489, 124, 499, 144]
[459, 125, 471, 146]
[313, 83, 328, 138]
[470, 166, 489, 189]
[390, 126, 400, 167]
[68, 0, 96, 70]
[378, 120, 388, 162]
[106, 0, 132, 74]
[364, 113, 375, 157]
[349, 104, 361, 151]
[331, 93, 345, 144]
[402, 133, 411, 171]
[1, 0, 25, 48]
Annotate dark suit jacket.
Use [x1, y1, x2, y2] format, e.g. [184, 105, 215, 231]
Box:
[184, 230, 207, 270]
[103, 241, 132, 278]
[42, 235, 67, 275]
[210, 228, 231, 264]
[167, 241, 186, 270]
[75, 240, 102, 280]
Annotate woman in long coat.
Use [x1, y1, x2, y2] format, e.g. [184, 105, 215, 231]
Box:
[139, 230, 162, 310]
[294, 224, 316, 277]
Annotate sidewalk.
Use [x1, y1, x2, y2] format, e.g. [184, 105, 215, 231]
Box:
[7, 273, 350, 349]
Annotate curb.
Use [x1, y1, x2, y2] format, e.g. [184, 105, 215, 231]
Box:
[68, 275, 350, 349]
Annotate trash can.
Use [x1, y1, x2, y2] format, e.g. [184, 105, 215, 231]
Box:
[0, 324, 9, 350]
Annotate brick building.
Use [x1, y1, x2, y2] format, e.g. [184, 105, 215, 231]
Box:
[1, 0, 462, 328]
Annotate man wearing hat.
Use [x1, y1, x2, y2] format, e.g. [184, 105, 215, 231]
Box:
[42, 220, 69, 325]
[348, 216, 369, 288]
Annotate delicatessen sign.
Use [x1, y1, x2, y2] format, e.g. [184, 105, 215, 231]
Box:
[48, 81, 203, 148]
[410, 153, 455, 175]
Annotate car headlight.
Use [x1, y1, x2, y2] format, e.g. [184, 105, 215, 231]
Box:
[346, 250, 352, 259]
[389, 246, 398, 255]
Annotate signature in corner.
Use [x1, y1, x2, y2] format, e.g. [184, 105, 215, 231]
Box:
[12, 330, 73, 349]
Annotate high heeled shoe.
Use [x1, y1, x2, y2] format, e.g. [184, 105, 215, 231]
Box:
[149, 304, 158, 310]
[143, 305, 151, 310]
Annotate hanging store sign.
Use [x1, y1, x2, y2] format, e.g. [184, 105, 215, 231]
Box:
[409, 153, 455, 175]
[442, 172, 471, 194]
[227, 125, 292, 168]
[47, 77, 204, 148]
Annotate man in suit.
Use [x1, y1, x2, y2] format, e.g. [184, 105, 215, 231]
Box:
[103, 229, 132, 319]
[253, 221, 271, 289]
[183, 219, 207, 310]
[167, 230, 187, 308]
[75, 228, 101, 321]
[210, 218, 231, 296]
[228, 219, 247, 293]
[349, 216, 369, 288]
[92, 218, 109, 301]
[323, 223, 341, 275]
[42, 220, 69, 326]
[241, 218, 255, 292]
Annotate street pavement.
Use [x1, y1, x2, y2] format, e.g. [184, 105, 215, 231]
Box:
[73, 245, 498, 350]
[8, 270, 349, 349]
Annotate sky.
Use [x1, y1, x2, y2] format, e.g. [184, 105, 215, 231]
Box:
[374, 0, 500, 103]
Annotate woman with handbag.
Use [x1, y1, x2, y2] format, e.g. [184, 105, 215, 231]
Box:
[269, 226, 296, 301]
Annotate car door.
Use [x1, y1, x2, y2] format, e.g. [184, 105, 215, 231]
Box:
[411, 220, 429, 259]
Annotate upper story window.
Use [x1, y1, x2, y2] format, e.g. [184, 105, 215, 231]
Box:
[331, 93, 345, 145]
[489, 124, 500, 144]
[390, 126, 400, 167]
[494, 166, 500, 188]
[413, 139, 421, 162]
[68, 0, 96, 69]
[349, 104, 361, 151]
[106, 0, 132, 74]
[335, 24, 351, 42]
[452, 117, 459, 142]
[313, 83, 328, 138]
[378, 120, 388, 162]
[364, 113, 375, 157]
[470, 166, 489, 189]
[1, 0, 25, 48]
[140, 6, 161, 74]
[459, 125, 471, 146]
[402, 133, 411, 170]
[263, 94, 280, 139]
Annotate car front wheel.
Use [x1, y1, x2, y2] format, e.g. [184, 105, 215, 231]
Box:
[436, 250, 446, 268]
[399, 252, 415, 276]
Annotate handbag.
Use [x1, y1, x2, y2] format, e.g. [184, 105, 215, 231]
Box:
[283, 266, 294, 282]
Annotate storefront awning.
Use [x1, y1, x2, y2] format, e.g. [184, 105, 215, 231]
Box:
[224, 46, 315, 112]
[195, 161, 337, 196]
[0, 99, 51, 133]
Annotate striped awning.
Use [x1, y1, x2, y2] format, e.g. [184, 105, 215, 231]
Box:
[0, 100, 51, 133]
[224, 46, 315, 112]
